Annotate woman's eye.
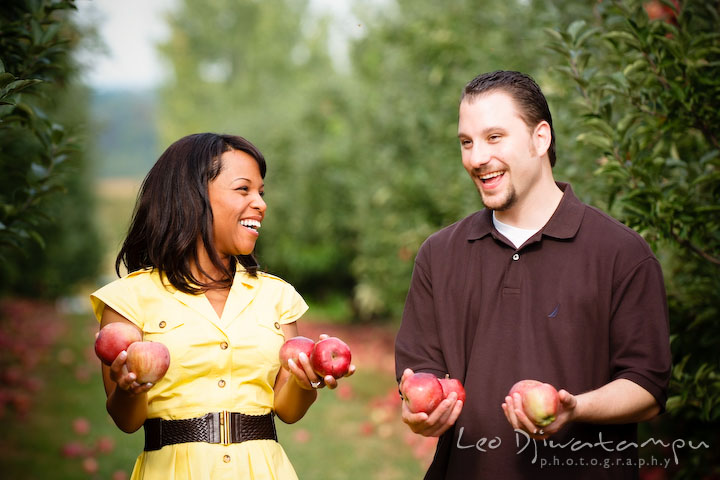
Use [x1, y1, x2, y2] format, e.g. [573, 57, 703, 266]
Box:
[259, 191, 265, 197]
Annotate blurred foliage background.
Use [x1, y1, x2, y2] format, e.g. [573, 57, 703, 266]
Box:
[1, 0, 718, 478]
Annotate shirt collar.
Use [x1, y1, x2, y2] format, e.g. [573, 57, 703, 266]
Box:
[467, 182, 584, 241]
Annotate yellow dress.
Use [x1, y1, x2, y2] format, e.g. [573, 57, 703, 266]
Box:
[90, 266, 308, 480]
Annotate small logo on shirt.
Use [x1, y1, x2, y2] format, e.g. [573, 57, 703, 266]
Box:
[548, 304, 560, 318]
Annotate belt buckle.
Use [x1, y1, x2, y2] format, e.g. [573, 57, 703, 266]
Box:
[219, 410, 231, 446]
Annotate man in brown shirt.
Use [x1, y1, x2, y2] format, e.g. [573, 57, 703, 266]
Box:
[394, 71, 671, 479]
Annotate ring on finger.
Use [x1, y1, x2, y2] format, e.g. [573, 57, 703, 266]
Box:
[310, 380, 322, 389]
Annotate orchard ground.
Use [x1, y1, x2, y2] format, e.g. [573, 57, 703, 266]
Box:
[0, 298, 434, 480]
[0, 298, 679, 479]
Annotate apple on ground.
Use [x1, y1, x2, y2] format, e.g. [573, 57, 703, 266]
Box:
[508, 379, 560, 427]
[279, 336, 316, 370]
[126, 341, 170, 384]
[439, 374, 466, 403]
[310, 336, 352, 378]
[401, 372, 444, 414]
[94, 322, 142, 365]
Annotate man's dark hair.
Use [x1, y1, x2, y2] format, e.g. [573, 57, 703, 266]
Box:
[116, 132, 267, 293]
[461, 70, 556, 167]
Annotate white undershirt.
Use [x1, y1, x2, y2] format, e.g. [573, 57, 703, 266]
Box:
[492, 212, 540, 249]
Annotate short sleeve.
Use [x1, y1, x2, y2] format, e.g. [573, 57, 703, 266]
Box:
[609, 255, 671, 411]
[89, 274, 146, 329]
[276, 281, 309, 325]
[394, 239, 447, 383]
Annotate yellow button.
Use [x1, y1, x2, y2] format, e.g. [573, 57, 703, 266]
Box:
[274, 322, 280, 329]
[218, 379, 226, 388]
[223, 454, 231, 463]
[220, 341, 228, 350]
[159, 321, 167, 328]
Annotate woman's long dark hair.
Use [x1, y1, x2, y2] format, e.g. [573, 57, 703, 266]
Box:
[115, 133, 267, 293]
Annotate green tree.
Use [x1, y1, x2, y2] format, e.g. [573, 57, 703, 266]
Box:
[548, 0, 720, 476]
[344, 0, 598, 319]
[0, 0, 101, 297]
[157, 0, 357, 302]
[157, 0, 602, 321]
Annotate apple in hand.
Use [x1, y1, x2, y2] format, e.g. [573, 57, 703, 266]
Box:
[126, 341, 170, 384]
[439, 374, 466, 403]
[279, 336, 316, 370]
[310, 336, 352, 378]
[401, 372, 444, 414]
[94, 322, 142, 365]
[509, 379, 560, 427]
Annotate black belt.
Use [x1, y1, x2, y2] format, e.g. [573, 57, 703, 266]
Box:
[143, 411, 277, 451]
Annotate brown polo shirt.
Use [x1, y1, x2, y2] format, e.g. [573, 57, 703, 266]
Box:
[395, 183, 671, 480]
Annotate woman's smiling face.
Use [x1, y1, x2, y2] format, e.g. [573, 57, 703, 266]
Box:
[207, 149, 266, 258]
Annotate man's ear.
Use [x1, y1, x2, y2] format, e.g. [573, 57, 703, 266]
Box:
[533, 121, 552, 159]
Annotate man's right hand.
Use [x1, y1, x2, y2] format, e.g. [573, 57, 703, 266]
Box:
[400, 368, 464, 437]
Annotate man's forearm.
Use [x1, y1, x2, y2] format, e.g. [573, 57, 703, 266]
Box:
[572, 378, 660, 424]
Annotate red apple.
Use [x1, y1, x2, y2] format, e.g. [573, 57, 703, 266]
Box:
[94, 322, 142, 365]
[401, 372, 444, 414]
[509, 379, 560, 427]
[126, 341, 170, 384]
[439, 375, 466, 403]
[279, 336, 316, 370]
[310, 336, 352, 378]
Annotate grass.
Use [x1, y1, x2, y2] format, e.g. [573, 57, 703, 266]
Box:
[0, 308, 143, 480]
[278, 368, 428, 479]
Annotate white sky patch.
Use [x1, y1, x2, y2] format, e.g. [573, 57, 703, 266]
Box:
[74, 0, 177, 90]
[73, 0, 382, 90]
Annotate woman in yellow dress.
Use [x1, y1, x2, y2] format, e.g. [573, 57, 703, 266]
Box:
[90, 133, 354, 479]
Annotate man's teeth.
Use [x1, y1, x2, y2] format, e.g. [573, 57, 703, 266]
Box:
[240, 219, 261, 230]
[480, 171, 504, 181]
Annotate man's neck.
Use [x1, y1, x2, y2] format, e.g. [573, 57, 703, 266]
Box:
[494, 179, 564, 230]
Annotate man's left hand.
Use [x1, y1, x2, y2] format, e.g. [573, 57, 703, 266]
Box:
[502, 389, 576, 439]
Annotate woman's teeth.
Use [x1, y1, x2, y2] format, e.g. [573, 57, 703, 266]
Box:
[240, 219, 261, 230]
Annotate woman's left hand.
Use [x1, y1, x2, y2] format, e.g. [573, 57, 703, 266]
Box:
[287, 333, 356, 390]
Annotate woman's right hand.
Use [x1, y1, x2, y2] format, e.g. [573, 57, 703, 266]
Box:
[108, 349, 155, 395]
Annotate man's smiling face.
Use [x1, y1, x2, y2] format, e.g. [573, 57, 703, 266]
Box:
[458, 90, 546, 213]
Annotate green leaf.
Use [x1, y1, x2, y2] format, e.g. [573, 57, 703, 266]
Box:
[575, 27, 600, 48]
[576, 132, 613, 151]
[544, 27, 564, 42]
[622, 58, 647, 78]
[1, 78, 42, 97]
[665, 395, 683, 412]
[603, 30, 642, 48]
[41, 22, 61, 44]
[0, 72, 16, 88]
[584, 117, 616, 138]
[30, 18, 44, 45]
[567, 20, 587, 43]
